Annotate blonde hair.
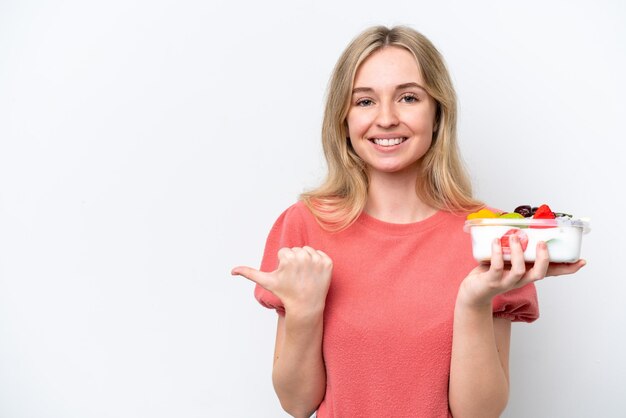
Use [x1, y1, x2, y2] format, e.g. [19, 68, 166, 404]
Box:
[300, 25, 483, 231]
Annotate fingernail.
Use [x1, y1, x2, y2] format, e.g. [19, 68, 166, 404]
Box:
[511, 235, 518, 243]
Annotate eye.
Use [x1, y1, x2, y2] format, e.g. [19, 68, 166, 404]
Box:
[400, 94, 420, 103]
[355, 98, 374, 107]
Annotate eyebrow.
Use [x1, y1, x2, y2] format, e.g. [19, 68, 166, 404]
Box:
[352, 82, 427, 95]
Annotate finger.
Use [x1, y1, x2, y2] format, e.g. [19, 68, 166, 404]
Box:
[531, 241, 550, 279]
[302, 245, 317, 255]
[231, 266, 273, 288]
[517, 241, 550, 286]
[488, 238, 505, 278]
[311, 249, 333, 269]
[301, 246, 321, 261]
[277, 247, 296, 261]
[288, 247, 308, 262]
[506, 234, 527, 281]
[315, 249, 333, 266]
[291, 246, 311, 264]
[315, 249, 329, 258]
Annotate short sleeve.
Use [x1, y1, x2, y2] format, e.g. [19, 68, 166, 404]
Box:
[492, 283, 539, 323]
[254, 203, 309, 315]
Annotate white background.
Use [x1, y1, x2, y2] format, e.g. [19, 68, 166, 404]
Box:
[1, 0, 625, 417]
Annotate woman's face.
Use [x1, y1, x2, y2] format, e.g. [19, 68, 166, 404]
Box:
[346, 46, 438, 177]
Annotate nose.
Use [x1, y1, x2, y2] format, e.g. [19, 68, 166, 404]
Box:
[375, 101, 399, 128]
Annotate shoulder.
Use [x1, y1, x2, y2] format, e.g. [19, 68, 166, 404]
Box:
[263, 201, 322, 249]
[287, 200, 315, 220]
[271, 201, 318, 231]
[437, 209, 473, 231]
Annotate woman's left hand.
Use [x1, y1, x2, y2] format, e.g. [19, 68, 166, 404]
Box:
[459, 235, 586, 308]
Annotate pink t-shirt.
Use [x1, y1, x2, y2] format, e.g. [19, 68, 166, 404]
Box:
[255, 202, 538, 417]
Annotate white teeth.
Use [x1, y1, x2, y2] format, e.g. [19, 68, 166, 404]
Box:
[373, 138, 405, 146]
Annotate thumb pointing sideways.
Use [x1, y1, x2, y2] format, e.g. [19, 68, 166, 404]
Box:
[231, 266, 271, 288]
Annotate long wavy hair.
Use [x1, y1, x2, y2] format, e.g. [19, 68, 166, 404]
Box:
[300, 25, 483, 231]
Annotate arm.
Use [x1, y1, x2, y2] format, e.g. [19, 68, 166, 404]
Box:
[449, 236, 585, 418]
[449, 303, 511, 417]
[272, 312, 326, 418]
[232, 246, 332, 417]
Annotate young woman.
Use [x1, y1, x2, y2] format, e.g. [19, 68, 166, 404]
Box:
[232, 26, 585, 418]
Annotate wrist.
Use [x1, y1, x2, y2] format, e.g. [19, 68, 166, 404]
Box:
[284, 304, 325, 324]
[283, 307, 325, 342]
[455, 299, 493, 318]
[456, 281, 494, 311]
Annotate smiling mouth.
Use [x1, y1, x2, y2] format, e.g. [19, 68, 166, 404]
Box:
[369, 137, 408, 147]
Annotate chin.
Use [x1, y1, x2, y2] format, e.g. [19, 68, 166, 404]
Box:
[371, 163, 420, 174]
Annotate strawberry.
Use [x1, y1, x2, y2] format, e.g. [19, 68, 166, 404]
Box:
[532, 204, 555, 219]
[531, 204, 557, 228]
[500, 228, 529, 254]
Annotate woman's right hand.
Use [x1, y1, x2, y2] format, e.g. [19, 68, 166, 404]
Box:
[231, 246, 333, 316]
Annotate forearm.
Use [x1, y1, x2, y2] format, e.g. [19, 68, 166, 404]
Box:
[449, 300, 509, 418]
[272, 311, 326, 418]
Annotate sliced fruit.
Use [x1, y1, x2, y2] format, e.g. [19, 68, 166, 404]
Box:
[499, 212, 524, 219]
[466, 208, 499, 220]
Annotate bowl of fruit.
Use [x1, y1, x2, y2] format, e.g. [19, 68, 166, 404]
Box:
[464, 204, 590, 263]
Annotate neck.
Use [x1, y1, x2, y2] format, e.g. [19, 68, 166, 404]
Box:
[364, 167, 437, 224]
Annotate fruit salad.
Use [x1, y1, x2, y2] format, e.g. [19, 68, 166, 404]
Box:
[464, 204, 590, 263]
